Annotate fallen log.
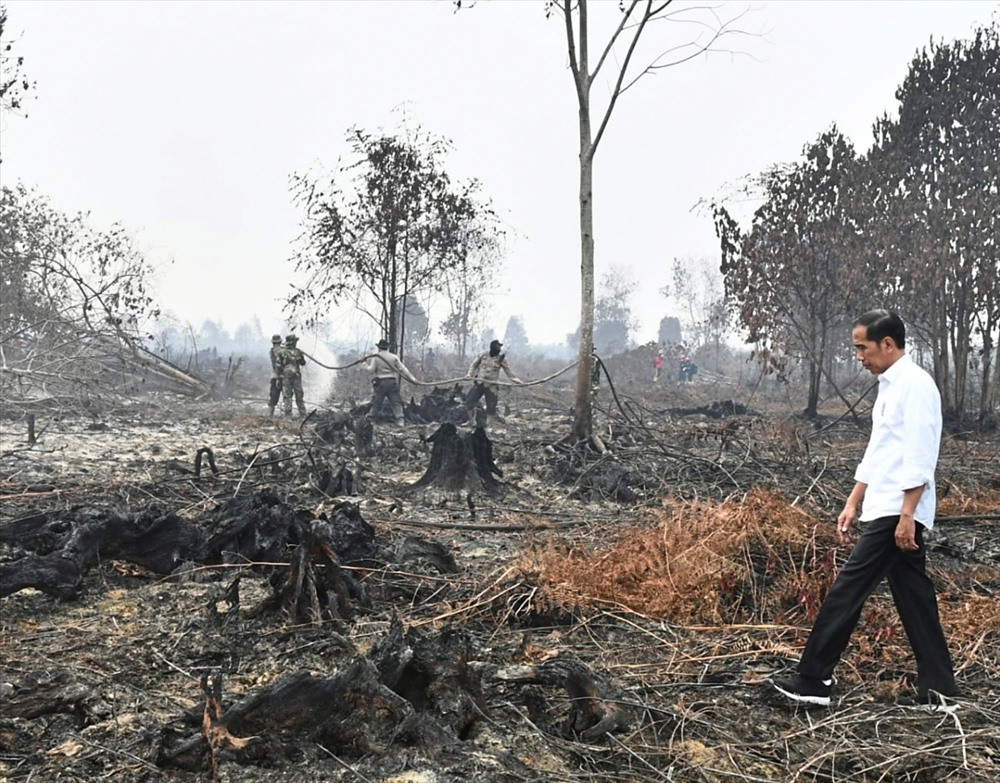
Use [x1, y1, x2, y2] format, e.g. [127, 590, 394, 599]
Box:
[1, 668, 95, 720]
[126, 343, 214, 398]
[0, 494, 380, 600]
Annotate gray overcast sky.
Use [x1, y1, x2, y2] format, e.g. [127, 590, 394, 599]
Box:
[2, 0, 996, 350]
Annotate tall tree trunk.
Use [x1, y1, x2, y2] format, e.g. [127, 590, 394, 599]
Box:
[572, 104, 596, 442]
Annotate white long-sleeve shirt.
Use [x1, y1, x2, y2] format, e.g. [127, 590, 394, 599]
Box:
[365, 350, 419, 384]
[854, 353, 941, 528]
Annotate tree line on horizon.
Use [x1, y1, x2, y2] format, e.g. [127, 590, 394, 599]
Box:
[2, 3, 996, 428]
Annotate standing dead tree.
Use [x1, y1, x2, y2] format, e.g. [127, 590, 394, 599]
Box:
[551, 0, 756, 444]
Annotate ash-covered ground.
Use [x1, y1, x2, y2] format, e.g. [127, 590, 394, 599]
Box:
[2, 380, 998, 783]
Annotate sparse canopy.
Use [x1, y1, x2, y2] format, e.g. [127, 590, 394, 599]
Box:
[287, 122, 492, 360]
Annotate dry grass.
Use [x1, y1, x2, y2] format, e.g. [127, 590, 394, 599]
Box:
[517, 488, 841, 626]
[517, 488, 999, 674]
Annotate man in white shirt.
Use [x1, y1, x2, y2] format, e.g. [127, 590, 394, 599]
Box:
[364, 338, 420, 425]
[772, 310, 957, 710]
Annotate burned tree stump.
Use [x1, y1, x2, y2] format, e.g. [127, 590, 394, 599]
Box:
[316, 464, 357, 496]
[371, 616, 483, 740]
[405, 384, 470, 424]
[267, 518, 359, 626]
[159, 662, 413, 773]
[159, 621, 484, 775]
[495, 654, 636, 741]
[314, 412, 373, 454]
[411, 423, 503, 495]
[201, 490, 299, 565]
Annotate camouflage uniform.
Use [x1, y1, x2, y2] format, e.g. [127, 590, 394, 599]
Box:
[268, 336, 283, 416]
[466, 340, 520, 418]
[365, 342, 419, 424]
[278, 337, 307, 416]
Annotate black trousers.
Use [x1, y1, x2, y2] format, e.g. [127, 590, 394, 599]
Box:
[466, 382, 498, 415]
[797, 515, 956, 696]
[370, 377, 404, 421]
[269, 378, 282, 407]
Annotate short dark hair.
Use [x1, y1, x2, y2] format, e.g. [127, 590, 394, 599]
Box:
[854, 309, 905, 349]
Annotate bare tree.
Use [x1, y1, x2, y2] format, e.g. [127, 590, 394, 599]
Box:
[439, 205, 506, 361]
[0, 185, 180, 410]
[551, 0, 755, 442]
[0, 4, 35, 116]
[287, 123, 485, 361]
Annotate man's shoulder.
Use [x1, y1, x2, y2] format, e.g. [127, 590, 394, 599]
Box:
[900, 356, 936, 387]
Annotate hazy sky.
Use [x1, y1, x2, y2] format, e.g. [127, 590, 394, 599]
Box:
[2, 0, 995, 350]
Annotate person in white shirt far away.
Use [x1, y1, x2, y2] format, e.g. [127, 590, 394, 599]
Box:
[771, 310, 958, 711]
[364, 338, 420, 425]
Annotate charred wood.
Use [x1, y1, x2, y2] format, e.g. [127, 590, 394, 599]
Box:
[411, 423, 503, 495]
[495, 654, 636, 741]
[1, 668, 94, 720]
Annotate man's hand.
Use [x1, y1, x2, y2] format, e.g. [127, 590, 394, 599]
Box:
[895, 514, 918, 551]
[836, 504, 857, 545]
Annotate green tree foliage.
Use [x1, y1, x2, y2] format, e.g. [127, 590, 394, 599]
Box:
[714, 128, 859, 419]
[287, 123, 489, 361]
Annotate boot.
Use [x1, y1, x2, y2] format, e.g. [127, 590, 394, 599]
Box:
[268, 406, 275, 418]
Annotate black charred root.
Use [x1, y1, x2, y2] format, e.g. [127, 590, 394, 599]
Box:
[411, 423, 503, 494]
[158, 620, 483, 774]
[0, 493, 378, 600]
[1, 668, 95, 720]
[194, 446, 218, 479]
[317, 464, 357, 496]
[272, 519, 357, 626]
[495, 654, 636, 741]
[0, 507, 208, 599]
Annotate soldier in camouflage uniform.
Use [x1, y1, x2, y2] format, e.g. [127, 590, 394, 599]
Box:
[278, 334, 307, 417]
[466, 339, 522, 421]
[268, 334, 283, 417]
